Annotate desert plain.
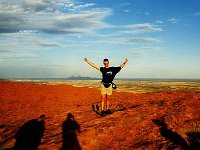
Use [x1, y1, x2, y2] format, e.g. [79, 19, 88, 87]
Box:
[0, 80, 200, 150]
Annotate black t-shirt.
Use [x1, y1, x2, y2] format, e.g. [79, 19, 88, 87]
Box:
[100, 67, 121, 83]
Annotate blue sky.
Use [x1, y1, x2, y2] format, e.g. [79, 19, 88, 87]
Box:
[0, 0, 200, 79]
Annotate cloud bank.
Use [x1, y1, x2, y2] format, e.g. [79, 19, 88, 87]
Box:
[118, 23, 162, 34]
[0, 0, 111, 35]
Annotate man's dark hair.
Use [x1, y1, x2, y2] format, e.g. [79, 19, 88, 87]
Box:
[39, 114, 46, 119]
[103, 58, 109, 62]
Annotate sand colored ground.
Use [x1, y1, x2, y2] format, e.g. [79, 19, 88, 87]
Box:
[0, 81, 200, 150]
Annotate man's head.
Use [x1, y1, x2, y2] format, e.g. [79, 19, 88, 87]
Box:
[37, 114, 46, 122]
[103, 58, 109, 67]
[67, 113, 74, 121]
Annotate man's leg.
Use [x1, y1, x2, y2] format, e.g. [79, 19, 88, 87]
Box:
[106, 86, 112, 110]
[105, 95, 112, 114]
[101, 94, 106, 110]
[106, 95, 111, 109]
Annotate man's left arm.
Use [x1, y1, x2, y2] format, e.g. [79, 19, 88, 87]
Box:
[119, 58, 128, 69]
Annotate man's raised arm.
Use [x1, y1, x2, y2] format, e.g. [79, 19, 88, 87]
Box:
[119, 58, 128, 69]
[84, 58, 100, 70]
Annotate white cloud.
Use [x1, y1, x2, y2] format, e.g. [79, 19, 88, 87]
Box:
[0, 32, 63, 60]
[127, 47, 166, 61]
[22, 0, 49, 12]
[126, 38, 159, 43]
[37, 42, 60, 47]
[0, 56, 38, 60]
[124, 10, 129, 13]
[0, 0, 111, 35]
[0, 32, 61, 48]
[119, 23, 162, 34]
[168, 18, 178, 24]
[155, 21, 164, 24]
[0, 49, 38, 60]
[83, 40, 122, 45]
[0, 0, 96, 13]
[130, 47, 160, 51]
[81, 37, 159, 45]
[64, 3, 96, 11]
[129, 47, 162, 58]
[130, 51, 144, 56]
[194, 11, 200, 16]
[113, 2, 130, 13]
[0, 43, 21, 51]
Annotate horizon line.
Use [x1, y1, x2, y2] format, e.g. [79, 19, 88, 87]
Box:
[1, 77, 200, 81]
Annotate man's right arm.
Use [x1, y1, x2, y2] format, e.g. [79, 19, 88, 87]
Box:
[84, 58, 100, 70]
[119, 58, 128, 69]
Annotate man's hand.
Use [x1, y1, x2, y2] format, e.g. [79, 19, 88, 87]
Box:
[84, 58, 88, 62]
[83, 58, 100, 70]
[119, 58, 128, 68]
[125, 58, 128, 63]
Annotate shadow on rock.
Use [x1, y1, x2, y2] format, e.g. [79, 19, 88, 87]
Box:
[61, 113, 81, 150]
[13, 114, 46, 150]
[152, 117, 200, 150]
[185, 131, 200, 150]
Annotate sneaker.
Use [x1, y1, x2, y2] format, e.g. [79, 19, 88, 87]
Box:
[100, 110, 106, 117]
[105, 109, 112, 114]
[92, 104, 95, 111]
[96, 104, 99, 111]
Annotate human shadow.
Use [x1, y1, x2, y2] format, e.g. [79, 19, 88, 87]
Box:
[186, 131, 200, 150]
[152, 117, 189, 150]
[13, 114, 46, 150]
[61, 113, 81, 150]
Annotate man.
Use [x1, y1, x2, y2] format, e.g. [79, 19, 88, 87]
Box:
[84, 58, 128, 116]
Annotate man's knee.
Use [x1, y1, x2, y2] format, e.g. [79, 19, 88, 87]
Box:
[107, 94, 112, 98]
[101, 94, 106, 99]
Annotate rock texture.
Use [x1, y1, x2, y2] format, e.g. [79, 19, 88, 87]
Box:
[0, 81, 199, 150]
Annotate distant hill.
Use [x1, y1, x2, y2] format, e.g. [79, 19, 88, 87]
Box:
[66, 76, 100, 80]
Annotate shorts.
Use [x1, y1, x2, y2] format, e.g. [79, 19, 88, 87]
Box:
[100, 83, 112, 95]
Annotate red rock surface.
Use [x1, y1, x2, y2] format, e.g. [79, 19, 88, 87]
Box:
[0, 81, 199, 150]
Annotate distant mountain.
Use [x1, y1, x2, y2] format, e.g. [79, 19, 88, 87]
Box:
[66, 76, 100, 80]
